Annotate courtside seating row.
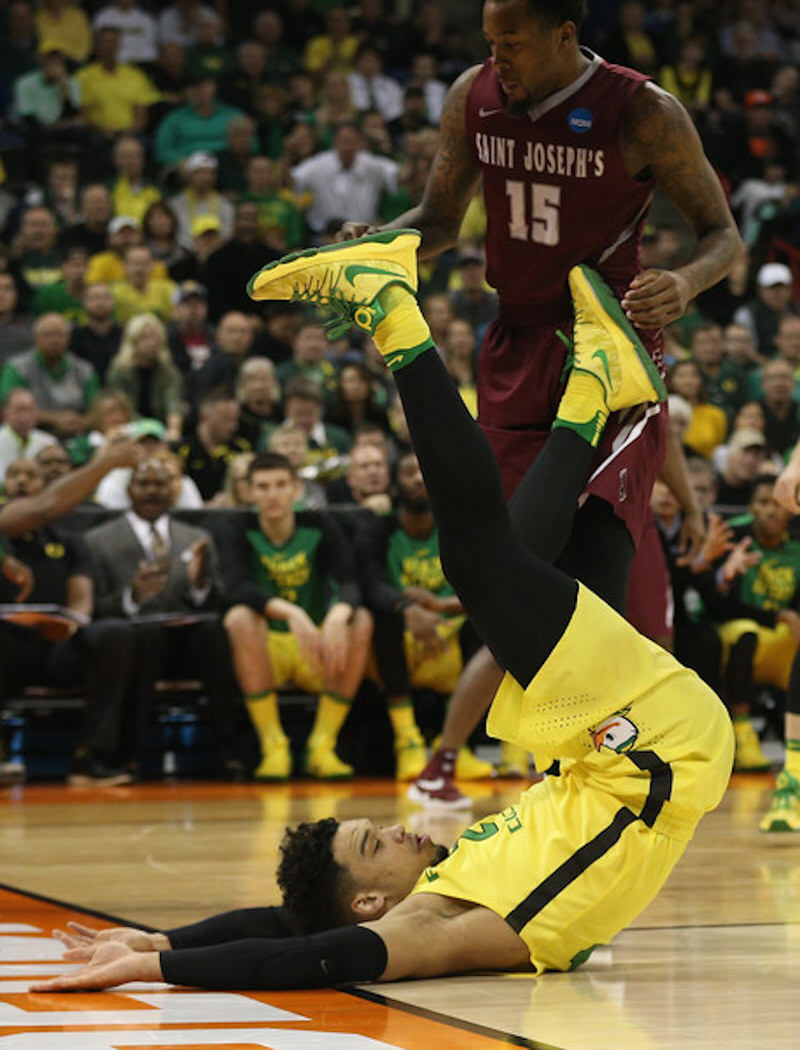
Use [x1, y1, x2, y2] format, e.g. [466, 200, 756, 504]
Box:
[0, 505, 401, 779]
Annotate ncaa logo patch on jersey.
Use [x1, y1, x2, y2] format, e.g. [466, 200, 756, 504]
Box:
[568, 107, 593, 133]
[591, 710, 639, 754]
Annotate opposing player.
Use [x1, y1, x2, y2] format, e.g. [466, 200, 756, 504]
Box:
[343, 0, 741, 805]
[34, 233, 733, 993]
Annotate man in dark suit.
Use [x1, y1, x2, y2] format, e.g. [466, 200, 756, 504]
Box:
[86, 458, 245, 779]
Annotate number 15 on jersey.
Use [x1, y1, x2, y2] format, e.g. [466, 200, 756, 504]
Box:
[506, 179, 561, 246]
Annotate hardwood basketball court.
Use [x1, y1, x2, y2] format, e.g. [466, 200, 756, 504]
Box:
[1, 773, 798, 1049]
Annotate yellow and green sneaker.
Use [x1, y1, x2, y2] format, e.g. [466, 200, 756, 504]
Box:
[304, 739, 354, 780]
[760, 770, 800, 832]
[564, 263, 667, 412]
[733, 718, 772, 773]
[247, 229, 421, 338]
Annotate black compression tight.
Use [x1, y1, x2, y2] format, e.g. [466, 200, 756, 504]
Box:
[393, 349, 580, 688]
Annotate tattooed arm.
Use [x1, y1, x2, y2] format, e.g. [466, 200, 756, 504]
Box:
[340, 66, 483, 260]
[619, 82, 743, 329]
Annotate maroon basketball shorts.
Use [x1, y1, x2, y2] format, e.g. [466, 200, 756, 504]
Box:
[625, 510, 675, 642]
[477, 312, 667, 548]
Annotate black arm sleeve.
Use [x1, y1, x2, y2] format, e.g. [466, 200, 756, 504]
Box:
[697, 567, 779, 628]
[216, 513, 273, 613]
[354, 514, 405, 614]
[165, 907, 297, 949]
[159, 925, 388, 990]
[312, 511, 361, 609]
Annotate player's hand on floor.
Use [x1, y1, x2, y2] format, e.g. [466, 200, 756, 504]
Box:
[620, 269, 691, 328]
[29, 941, 161, 992]
[54, 921, 156, 953]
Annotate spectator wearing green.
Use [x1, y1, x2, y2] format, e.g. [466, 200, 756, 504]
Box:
[33, 245, 89, 324]
[239, 156, 304, 251]
[216, 116, 259, 196]
[155, 74, 246, 168]
[690, 321, 749, 423]
[12, 42, 81, 131]
[0, 313, 99, 441]
[8, 206, 63, 309]
[277, 322, 338, 401]
[184, 9, 234, 81]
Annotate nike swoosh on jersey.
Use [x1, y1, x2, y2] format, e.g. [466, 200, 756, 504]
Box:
[479, 107, 502, 117]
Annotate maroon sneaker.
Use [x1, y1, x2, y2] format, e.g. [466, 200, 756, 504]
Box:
[406, 748, 472, 809]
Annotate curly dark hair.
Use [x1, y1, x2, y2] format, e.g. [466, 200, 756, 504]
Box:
[276, 818, 355, 933]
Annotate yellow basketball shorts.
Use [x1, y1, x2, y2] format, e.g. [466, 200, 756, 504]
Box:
[367, 618, 465, 695]
[718, 619, 797, 691]
[412, 585, 734, 972]
[266, 630, 324, 694]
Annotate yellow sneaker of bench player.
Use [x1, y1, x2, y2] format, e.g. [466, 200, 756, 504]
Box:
[304, 740, 354, 780]
[760, 770, 800, 832]
[247, 229, 421, 339]
[253, 733, 292, 782]
[394, 727, 428, 781]
[555, 264, 667, 445]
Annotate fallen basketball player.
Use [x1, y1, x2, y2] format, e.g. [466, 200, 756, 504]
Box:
[32, 230, 733, 993]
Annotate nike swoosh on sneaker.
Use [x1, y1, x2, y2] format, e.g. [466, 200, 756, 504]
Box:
[479, 107, 501, 117]
[592, 348, 612, 385]
[415, 777, 446, 790]
[343, 263, 405, 286]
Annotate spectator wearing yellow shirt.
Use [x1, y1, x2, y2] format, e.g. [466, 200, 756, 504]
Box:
[36, 0, 92, 64]
[668, 359, 728, 460]
[111, 244, 176, 325]
[304, 6, 360, 77]
[87, 216, 168, 285]
[658, 37, 713, 114]
[75, 26, 158, 137]
[110, 136, 162, 224]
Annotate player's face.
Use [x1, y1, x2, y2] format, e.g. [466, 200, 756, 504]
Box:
[250, 467, 300, 520]
[483, 1, 575, 106]
[333, 818, 448, 919]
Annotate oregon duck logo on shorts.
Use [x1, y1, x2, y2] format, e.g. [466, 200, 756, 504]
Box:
[590, 709, 639, 753]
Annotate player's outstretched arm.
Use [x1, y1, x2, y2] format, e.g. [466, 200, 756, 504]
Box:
[32, 901, 530, 991]
[340, 67, 483, 259]
[619, 83, 743, 330]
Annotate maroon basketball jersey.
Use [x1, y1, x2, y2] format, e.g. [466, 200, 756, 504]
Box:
[466, 51, 654, 320]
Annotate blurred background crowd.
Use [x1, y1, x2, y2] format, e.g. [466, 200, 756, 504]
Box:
[2, 0, 800, 785]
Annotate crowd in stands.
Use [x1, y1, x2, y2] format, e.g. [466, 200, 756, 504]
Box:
[2, 0, 800, 785]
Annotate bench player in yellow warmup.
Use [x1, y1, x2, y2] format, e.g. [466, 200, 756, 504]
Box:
[36, 231, 733, 992]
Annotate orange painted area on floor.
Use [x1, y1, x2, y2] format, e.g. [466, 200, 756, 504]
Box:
[0, 886, 517, 1049]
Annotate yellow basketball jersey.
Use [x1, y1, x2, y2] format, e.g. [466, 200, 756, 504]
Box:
[411, 584, 734, 973]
